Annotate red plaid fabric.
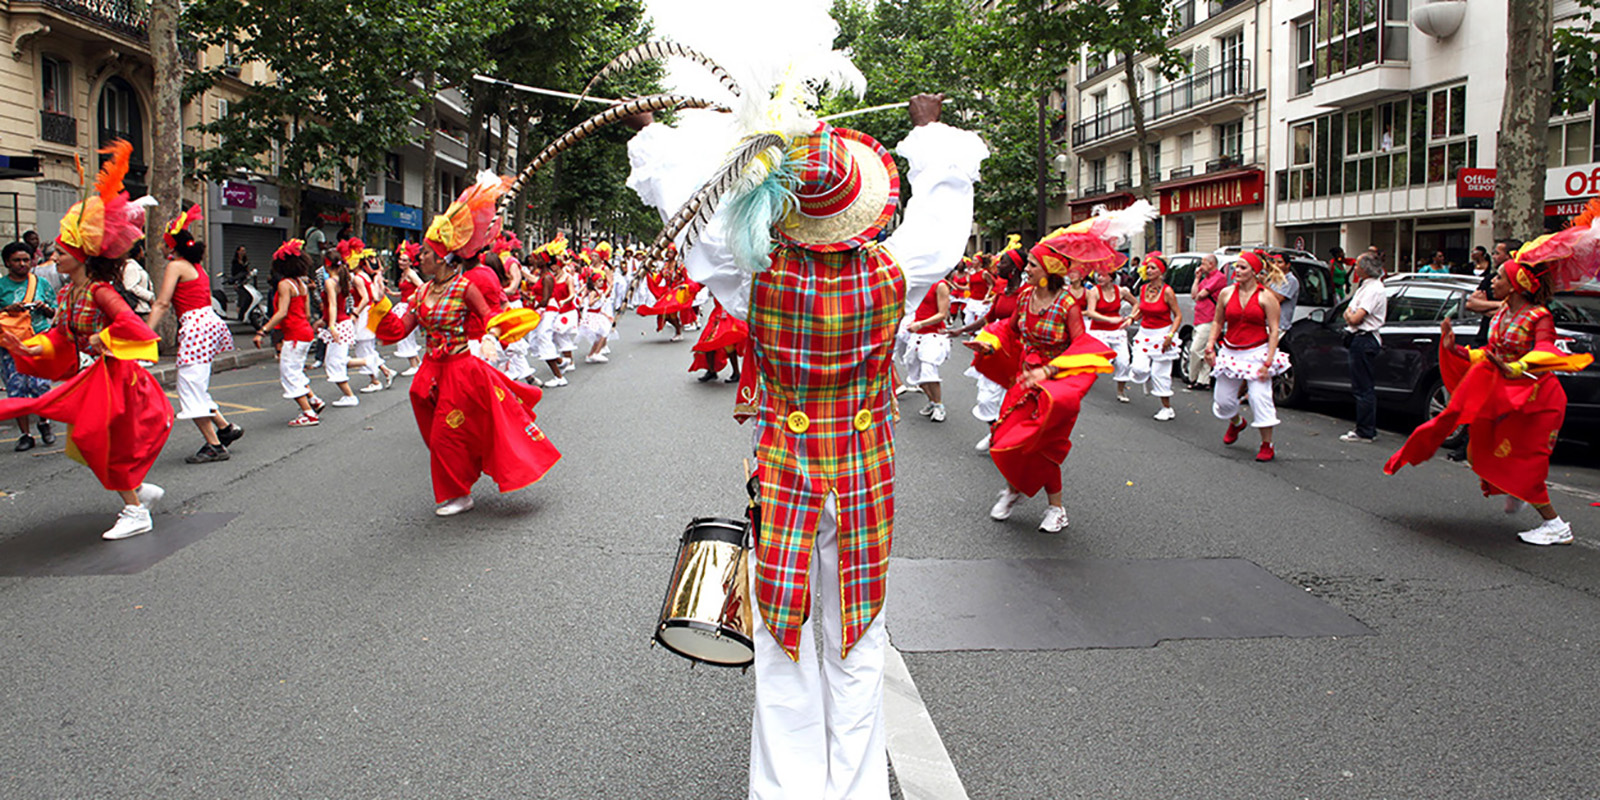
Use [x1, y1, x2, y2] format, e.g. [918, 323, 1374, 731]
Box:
[417, 276, 471, 355]
[1017, 285, 1076, 363]
[747, 244, 905, 660]
[58, 283, 108, 349]
[1487, 305, 1549, 362]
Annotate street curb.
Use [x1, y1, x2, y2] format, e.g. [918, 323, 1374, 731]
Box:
[148, 348, 275, 388]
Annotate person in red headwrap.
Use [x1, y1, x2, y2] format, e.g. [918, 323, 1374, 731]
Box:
[970, 203, 1155, 532]
[1126, 251, 1184, 421]
[253, 241, 326, 427]
[1203, 250, 1290, 462]
[1385, 204, 1598, 545]
[147, 204, 244, 464]
[0, 141, 173, 540]
[391, 242, 426, 375]
[373, 173, 559, 517]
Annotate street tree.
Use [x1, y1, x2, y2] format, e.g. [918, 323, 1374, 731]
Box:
[1553, 0, 1600, 115]
[1494, 0, 1554, 241]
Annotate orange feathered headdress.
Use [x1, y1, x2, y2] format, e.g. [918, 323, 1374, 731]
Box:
[425, 171, 512, 258]
[1511, 198, 1600, 293]
[1030, 200, 1158, 277]
[57, 140, 155, 263]
[491, 232, 522, 255]
[273, 239, 304, 262]
[162, 204, 203, 250]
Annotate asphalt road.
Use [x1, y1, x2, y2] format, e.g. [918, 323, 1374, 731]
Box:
[1, 315, 1597, 800]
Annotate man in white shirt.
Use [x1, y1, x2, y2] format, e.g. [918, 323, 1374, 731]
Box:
[1340, 254, 1387, 442]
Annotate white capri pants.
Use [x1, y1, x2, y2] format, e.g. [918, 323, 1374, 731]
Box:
[749, 493, 888, 800]
[902, 332, 950, 386]
[1095, 328, 1132, 383]
[279, 340, 312, 399]
[175, 362, 219, 420]
[353, 337, 381, 378]
[970, 370, 1005, 423]
[1211, 345, 1281, 428]
[1128, 326, 1180, 398]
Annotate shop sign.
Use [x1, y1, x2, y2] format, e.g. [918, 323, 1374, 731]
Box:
[1455, 168, 1496, 209]
[1546, 162, 1600, 202]
[252, 215, 276, 226]
[1159, 171, 1263, 215]
[1545, 200, 1594, 217]
[221, 181, 257, 209]
[366, 202, 424, 232]
[363, 195, 386, 213]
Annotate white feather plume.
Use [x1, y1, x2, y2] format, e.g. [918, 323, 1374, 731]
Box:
[1093, 199, 1159, 243]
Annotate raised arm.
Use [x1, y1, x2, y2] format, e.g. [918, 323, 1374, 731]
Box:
[883, 96, 990, 310]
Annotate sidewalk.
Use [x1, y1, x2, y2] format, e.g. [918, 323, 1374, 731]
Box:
[146, 324, 275, 388]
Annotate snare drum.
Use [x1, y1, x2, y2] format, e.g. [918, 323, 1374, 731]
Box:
[655, 517, 754, 667]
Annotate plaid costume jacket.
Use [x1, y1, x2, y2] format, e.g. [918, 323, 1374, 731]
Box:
[748, 244, 905, 660]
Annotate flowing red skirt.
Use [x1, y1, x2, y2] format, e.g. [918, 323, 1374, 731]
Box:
[0, 356, 173, 491]
[689, 304, 747, 373]
[409, 351, 561, 502]
[988, 371, 1097, 497]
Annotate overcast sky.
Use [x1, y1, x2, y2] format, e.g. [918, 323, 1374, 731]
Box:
[641, 0, 843, 98]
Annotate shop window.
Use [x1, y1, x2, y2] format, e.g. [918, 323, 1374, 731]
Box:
[1218, 210, 1242, 247]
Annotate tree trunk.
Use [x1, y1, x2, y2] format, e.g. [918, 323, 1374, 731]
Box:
[466, 93, 489, 173]
[422, 72, 438, 224]
[1122, 53, 1155, 204]
[147, 0, 182, 348]
[1035, 91, 1048, 238]
[1493, 0, 1553, 241]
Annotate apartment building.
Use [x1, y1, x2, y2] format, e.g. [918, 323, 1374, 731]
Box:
[1065, 0, 1270, 255]
[1269, 0, 1599, 269]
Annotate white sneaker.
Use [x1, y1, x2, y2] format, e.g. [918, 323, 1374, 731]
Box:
[895, 383, 921, 397]
[1517, 517, 1574, 546]
[989, 487, 1023, 521]
[1338, 430, 1375, 443]
[382, 366, 397, 388]
[1116, 393, 1130, 403]
[585, 354, 609, 364]
[401, 365, 421, 377]
[103, 505, 153, 540]
[1153, 406, 1176, 421]
[562, 357, 576, 370]
[930, 404, 947, 423]
[1038, 505, 1069, 533]
[359, 382, 383, 393]
[975, 433, 991, 452]
[544, 376, 568, 387]
[1505, 496, 1527, 515]
[135, 483, 164, 509]
[435, 495, 475, 517]
[331, 395, 359, 407]
[918, 403, 936, 417]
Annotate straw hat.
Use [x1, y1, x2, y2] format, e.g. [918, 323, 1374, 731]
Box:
[775, 125, 899, 253]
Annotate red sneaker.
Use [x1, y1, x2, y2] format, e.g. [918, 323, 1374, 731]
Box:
[1255, 443, 1275, 462]
[1223, 419, 1247, 445]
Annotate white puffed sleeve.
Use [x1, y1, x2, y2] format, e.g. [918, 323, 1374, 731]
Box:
[882, 122, 989, 310]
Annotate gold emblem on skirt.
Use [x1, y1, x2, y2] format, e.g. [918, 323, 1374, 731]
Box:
[494, 385, 506, 402]
[1494, 438, 1512, 459]
[446, 409, 466, 429]
[786, 410, 810, 433]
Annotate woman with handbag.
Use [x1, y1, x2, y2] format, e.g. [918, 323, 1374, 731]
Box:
[1, 241, 56, 451]
[146, 205, 244, 463]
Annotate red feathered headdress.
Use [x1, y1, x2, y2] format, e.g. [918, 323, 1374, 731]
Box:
[56, 140, 154, 263]
[425, 171, 511, 258]
[1512, 198, 1600, 292]
[163, 204, 203, 250]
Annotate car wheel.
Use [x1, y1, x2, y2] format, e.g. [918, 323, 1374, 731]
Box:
[1412, 372, 1450, 419]
[1273, 348, 1307, 407]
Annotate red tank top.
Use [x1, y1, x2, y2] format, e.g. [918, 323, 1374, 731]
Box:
[280, 279, 313, 342]
[1090, 285, 1122, 331]
[1222, 287, 1269, 349]
[172, 268, 211, 314]
[1139, 286, 1173, 330]
[968, 272, 990, 300]
[913, 280, 948, 326]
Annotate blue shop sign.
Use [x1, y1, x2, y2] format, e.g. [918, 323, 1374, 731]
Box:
[367, 202, 423, 231]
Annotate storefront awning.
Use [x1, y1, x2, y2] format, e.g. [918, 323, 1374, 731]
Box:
[0, 155, 43, 180]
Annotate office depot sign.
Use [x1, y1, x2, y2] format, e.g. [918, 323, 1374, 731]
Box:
[1547, 162, 1600, 201]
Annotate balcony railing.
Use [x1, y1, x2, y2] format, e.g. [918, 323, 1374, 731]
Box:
[1072, 59, 1253, 148]
[1168, 166, 1196, 180]
[1080, 183, 1108, 198]
[40, 110, 76, 146]
[41, 0, 148, 38]
[1113, 179, 1133, 191]
[1206, 154, 1242, 173]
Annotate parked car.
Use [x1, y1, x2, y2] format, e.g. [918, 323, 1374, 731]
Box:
[1277, 274, 1600, 441]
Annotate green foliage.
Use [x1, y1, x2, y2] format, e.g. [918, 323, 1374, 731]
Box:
[1554, 0, 1600, 115]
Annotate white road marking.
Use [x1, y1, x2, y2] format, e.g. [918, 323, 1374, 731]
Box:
[884, 645, 969, 800]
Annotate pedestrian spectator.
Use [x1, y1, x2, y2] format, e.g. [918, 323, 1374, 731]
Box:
[1427, 250, 1454, 275]
[1340, 254, 1387, 442]
[1470, 246, 1491, 276]
[1185, 254, 1226, 391]
[336, 223, 353, 243]
[0, 241, 56, 451]
[122, 240, 155, 314]
[1267, 252, 1300, 332]
[1204, 250, 1288, 462]
[21, 230, 40, 260]
[32, 242, 62, 294]
[1329, 246, 1354, 296]
[303, 223, 326, 265]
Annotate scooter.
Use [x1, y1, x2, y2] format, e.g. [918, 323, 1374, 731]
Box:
[213, 268, 269, 331]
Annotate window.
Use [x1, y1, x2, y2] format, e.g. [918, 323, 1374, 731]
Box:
[99, 81, 131, 136]
[1091, 91, 1107, 119]
[1173, 0, 1196, 32]
[1284, 96, 1427, 201]
[1087, 158, 1107, 193]
[41, 56, 69, 115]
[1217, 30, 1244, 95]
[1145, 143, 1161, 184]
[1425, 84, 1471, 183]
[1119, 149, 1134, 185]
[1178, 132, 1194, 168]
[1216, 121, 1243, 159]
[1315, 0, 1402, 81]
[1294, 17, 1315, 96]
[384, 152, 404, 203]
[215, 98, 228, 148]
[1388, 285, 1457, 324]
[1219, 210, 1242, 247]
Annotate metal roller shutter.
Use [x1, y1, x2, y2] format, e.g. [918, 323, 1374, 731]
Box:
[220, 224, 290, 296]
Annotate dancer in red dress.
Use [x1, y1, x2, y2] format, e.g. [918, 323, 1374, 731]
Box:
[1386, 204, 1598, 545]
[970, 203, 1155, 532]
[0, 141, 173, 539]
[374, 173, 559, 516]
